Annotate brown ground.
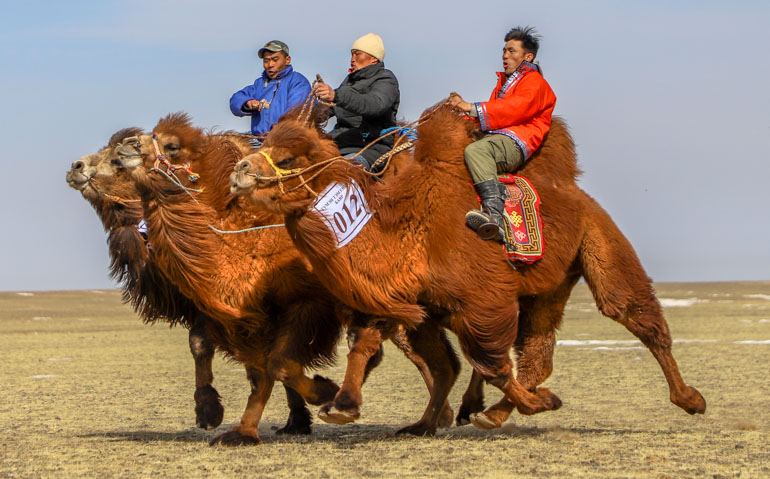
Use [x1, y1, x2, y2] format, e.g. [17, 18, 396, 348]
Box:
[1, 282, 768, 478]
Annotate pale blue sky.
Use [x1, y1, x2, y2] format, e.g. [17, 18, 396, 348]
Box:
[1, 0, 768, 291]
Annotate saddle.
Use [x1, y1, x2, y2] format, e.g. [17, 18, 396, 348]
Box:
[497, 173, 545, 263]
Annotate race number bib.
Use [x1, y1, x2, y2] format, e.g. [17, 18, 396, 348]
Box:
[311, 180, 372, 248]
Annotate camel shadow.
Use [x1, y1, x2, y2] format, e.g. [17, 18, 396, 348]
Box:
[77, 422, 650, 446]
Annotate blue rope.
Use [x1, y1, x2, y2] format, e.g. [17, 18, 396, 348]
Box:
[381, 126, 418, 141]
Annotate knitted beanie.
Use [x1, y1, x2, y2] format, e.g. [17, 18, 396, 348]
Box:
[351, 33, 385, 62]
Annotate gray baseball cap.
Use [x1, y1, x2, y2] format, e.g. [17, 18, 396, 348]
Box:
[258, 40, 290, 58]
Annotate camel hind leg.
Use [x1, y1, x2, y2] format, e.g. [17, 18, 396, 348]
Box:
[469, 278, 577, 429]
[452, 302, 562, 420]
[391, 321, 460, 436]
[580, 201, 706, 414]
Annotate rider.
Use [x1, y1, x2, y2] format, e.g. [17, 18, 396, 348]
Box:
[230, 40, 312, 142]
[313, 33, 400, 173]
[449, 26, 556, 242]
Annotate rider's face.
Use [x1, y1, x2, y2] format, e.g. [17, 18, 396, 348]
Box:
[350, 50, 378, 72]
[263, 52, 290, 79]
[502, 39, 534, 75]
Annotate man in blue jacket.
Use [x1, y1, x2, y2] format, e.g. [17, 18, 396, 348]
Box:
[230, 40, 311, 139]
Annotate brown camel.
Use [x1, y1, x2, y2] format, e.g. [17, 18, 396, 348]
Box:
[66, 126, 323, 435]
[102, 113, 462, 442]
[230, 103, 706, 430]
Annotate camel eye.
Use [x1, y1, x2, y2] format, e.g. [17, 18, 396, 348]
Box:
[110, 158, 122, 167]
[276, 156, 296, 169]
[165, 143, 181, 152]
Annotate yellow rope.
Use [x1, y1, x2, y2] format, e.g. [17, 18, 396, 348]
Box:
[260, 149, 293, 177]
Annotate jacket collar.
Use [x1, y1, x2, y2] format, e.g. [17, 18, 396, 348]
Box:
[348, 62, 384, 81]
[261, 65, 294, 83]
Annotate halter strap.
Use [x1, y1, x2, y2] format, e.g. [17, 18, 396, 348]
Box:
[260, 148, 294, 177]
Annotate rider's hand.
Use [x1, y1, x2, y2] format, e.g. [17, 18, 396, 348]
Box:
[448, 92, 471, 113]
[314, 83, 336, 102]
[245, 99, 263, 111]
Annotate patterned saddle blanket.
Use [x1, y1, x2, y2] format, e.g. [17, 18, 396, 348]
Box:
[498, 173, 544, 263]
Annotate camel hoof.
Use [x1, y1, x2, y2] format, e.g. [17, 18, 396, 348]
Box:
[275, 411, 312, 436]
[437, 404, 455, 429]
[470, 412, 502, 430]
[456, 401, 485, 426]
[396, 421, 437, 437]
[311, 374, 341, 405]
[673, 386, 706, 415]
[209, 429, 261, 446]
[318, 404, 359, 425]
[516, 388, 562, 416]
[194, 385, 224, 430]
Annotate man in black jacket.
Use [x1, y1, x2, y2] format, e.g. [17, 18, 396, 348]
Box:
[314, 33, 400, 173]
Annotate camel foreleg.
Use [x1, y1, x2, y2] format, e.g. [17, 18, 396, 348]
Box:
[318, 323, 385, 425]
[209, 367, 274, 446]
[188, 315, 224, 430]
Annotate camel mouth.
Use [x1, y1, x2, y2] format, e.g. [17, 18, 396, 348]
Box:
[229, 169, 257, 195]
[66, 168, 93, 192]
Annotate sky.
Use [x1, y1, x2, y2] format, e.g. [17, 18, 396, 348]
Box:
[1, 0, 768, 291]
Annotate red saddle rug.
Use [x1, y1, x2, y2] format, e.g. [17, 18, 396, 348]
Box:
[498, 173, 544, 263]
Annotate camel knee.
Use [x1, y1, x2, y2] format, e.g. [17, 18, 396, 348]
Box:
[189, 332, 214, 360]
[267, 356, 291, 382]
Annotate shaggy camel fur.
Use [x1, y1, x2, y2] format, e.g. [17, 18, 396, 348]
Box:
[230, 104, 706, 431]
[66, 126, 322, 435]
[105, 113, 462, 442]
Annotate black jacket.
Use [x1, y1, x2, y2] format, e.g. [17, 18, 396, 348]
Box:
[328, 62, 400, 150]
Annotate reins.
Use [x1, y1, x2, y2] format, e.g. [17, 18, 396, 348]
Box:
[247, 99, 450, 198]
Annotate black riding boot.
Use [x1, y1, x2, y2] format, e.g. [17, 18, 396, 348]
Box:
[465, 179, 507, 242]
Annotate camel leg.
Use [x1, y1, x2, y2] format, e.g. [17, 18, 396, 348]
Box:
[471, 276, 578, 429]
[188, 315, 224, 430]
[265, 335, 340, 408]
[274, 385, 313, 436]
[210, 367, 274, 446]
[391, 322, 460, 436]
[318, 323, 384, 425]
[454, 303, 561, 422]
[581, 209, 706, 414]
[456, 370, 486, 426]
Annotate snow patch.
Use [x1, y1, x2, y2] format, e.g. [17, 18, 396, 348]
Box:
[47, 358, 72, 362]
[29, 375, 59, 379]
[734, 340, 770, 345]
[592, 346, 646, 351]
[558, 340, 640, 347]
[745, 294, 770, 301]
[16, 292, 34, 297]
[559, 339, 717, 347]
[32, 316, 51, 321]
[659, 298, 705, 307]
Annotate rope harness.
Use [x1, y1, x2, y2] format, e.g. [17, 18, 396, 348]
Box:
[151, 134, 201, 183]
[245, 98, 452, 198]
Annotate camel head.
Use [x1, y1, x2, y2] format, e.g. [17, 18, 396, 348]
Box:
[113, 112, 208, 188]
[67, 127, 144, 201]
[230, 119, 366, 215]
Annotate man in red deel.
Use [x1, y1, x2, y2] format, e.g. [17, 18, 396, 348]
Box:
[449, 26, 556, 243]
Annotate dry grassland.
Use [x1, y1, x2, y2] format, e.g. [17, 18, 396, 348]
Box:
[1, 282, 768, 478]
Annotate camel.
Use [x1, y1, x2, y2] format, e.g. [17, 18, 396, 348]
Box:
[66, 127, 326, 435]
[99, 113, 464, 442]
[230, 103, 706, 431]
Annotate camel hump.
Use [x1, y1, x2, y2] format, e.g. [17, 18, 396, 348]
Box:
[518, 116, 582, 185]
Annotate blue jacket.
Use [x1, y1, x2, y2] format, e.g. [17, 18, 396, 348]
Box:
[229, 65, 311, 135]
